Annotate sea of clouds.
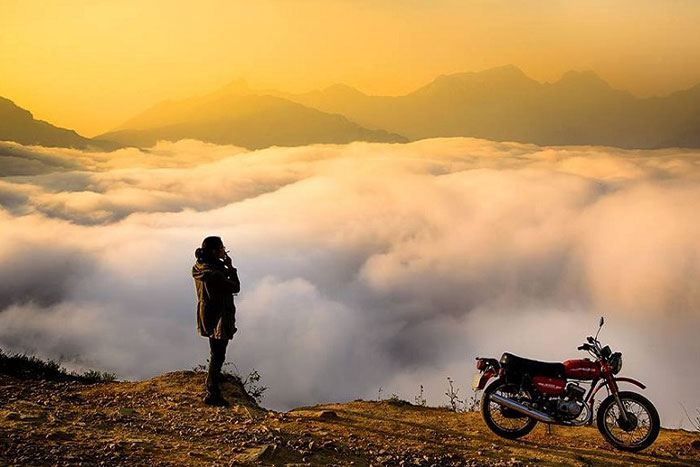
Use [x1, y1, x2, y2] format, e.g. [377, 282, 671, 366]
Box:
[1, 137, 699, 426]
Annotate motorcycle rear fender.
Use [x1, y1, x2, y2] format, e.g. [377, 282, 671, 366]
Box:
[590, 376, 646, 398]
[475, 370, 496, 390]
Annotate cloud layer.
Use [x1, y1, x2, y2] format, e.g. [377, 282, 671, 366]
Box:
[1, 138, 699, 426]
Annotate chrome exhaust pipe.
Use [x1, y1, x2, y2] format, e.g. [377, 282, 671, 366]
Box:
[490, 393, 556, 423]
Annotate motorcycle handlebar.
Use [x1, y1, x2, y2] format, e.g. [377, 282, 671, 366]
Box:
[578, 344, 589, 351]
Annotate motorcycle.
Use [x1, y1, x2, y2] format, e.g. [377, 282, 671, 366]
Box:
[473, 317, 660, 452]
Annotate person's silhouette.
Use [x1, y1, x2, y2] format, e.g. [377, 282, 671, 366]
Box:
[192, 236, 240, 406]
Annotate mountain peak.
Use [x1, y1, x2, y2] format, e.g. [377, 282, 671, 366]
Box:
[555, 70, 611, 88]
[0, 96, 118, 150]
[417, 65, 537, 97]
[211, 78, 252, 98]
[478, 64, 528, 78]
[0, 96, 32, 119]
[438, 64, 530, 82]
[320, 83, 367, 98]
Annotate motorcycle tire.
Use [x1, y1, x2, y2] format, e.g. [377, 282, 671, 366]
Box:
[596, 391, 660, 452]
[480, 378, 538, 440]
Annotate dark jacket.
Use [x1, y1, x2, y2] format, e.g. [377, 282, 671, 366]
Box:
[192, 258, 240, 340]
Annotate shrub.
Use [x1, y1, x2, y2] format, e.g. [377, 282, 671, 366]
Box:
[192, 360, 268, 403]
[81, 370, 118, 383]
[680, 403, 700, 431]
[414, 384, 427, 407]
[0, 348, 117, 383]
[445, 377, 463, 412]
[232, 367, 267, 404]
[465, 388, 480, 412]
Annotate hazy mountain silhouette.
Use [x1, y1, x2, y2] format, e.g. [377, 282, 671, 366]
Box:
[111, 79, 254, 132]
[99, 83, 406, 149]
[279, 65, 700, 149]
[13, 66, 700, 151]
[0, 97, 119, 150]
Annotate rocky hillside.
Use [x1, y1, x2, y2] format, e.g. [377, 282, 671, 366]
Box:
[0, 370, 698, 466]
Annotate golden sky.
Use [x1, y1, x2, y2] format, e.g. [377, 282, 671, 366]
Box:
[2, 0, 700, 136]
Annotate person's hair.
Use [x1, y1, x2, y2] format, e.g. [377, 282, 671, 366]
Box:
[195, 236, 223, 261]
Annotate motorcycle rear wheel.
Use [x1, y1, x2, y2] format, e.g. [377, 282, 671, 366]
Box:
[481, 378, 538, 440]
[596, 391, 660, 452]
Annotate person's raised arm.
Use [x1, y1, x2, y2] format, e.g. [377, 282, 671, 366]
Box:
[216, 253, 240, 293]
[206, 268, 240, 294]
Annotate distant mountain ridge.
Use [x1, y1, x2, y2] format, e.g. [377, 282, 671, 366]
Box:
[97, 87, 406, 149]
[5, 65, 700, 151]
[110, 78, 255, 132]
[0, 97, 118, 151]
[277, 65, 700, 149]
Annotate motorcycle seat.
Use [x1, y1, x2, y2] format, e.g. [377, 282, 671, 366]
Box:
[500, 352, 565, 378]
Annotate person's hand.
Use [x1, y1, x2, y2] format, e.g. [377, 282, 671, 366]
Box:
[224, 252, 234, 268]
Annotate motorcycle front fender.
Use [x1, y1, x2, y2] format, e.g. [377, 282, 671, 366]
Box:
[590, 376, 646, 398]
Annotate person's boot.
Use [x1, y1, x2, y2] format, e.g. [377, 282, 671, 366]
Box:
[205, 361, 226, 406]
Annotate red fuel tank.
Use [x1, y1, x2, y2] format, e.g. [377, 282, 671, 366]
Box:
[532, 376, 566, 395]
[564, 359, 601, 380]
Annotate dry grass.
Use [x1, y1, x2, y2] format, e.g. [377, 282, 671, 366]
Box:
[0, 371, 698, 466]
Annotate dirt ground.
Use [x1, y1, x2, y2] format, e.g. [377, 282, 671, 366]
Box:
[1, 371, 698, 466]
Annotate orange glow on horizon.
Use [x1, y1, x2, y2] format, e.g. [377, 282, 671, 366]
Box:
[2, 0, 700, 136]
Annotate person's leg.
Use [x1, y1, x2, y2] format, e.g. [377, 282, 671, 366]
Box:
[206, 337, 229, 397]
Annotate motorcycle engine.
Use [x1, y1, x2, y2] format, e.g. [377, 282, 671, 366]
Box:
[557, 383, 586, 418]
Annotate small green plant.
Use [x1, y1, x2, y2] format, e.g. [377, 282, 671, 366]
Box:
[465, 388, 480, 412]
[680, 403, 700, 431]
[223, 363, 268, 403]
[445, 376, 463, 412]
[192, 361, 267, 403]
[80, 369, 117, 382]
[240, 369, 267, 404]
[386, 393, 412, 407]
[414, 384, 427, 407]
[85, 370, 117, 382]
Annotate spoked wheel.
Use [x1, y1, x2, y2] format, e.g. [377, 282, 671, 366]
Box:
[480, 378, 537, 439]
[596, 391, 660, 452]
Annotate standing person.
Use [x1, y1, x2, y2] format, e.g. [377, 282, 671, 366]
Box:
[192, 236, 240, 406]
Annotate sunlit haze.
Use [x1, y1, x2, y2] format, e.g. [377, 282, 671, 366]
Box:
[2, 0, 700, 136]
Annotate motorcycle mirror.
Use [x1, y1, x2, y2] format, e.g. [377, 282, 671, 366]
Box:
[594, 316, 605, 342]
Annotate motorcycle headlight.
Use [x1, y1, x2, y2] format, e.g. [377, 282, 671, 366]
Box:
[610, 352, 623, 375]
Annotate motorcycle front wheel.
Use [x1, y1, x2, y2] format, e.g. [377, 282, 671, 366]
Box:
[596, 391, 660, 452]
[480, 378, 538, 440]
